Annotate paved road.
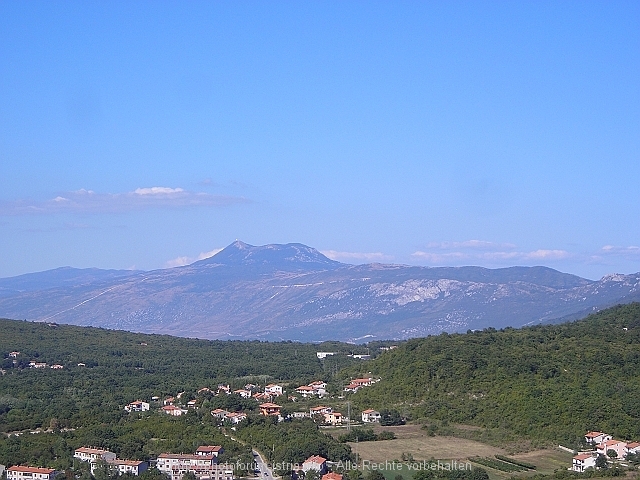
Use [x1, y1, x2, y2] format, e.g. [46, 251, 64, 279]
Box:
[252, 449, 276, 480]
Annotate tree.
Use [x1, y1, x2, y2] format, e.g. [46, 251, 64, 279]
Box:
[379, 410, 404, 426]
[364, 472, 385, 480]
[181, 473, 197, 480]
[595, 454, 608, 469]
[607, 449, 618, 459]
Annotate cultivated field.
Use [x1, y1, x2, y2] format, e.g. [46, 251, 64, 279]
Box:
[345, 425, 574, 480]
[348, 425, 505, 462]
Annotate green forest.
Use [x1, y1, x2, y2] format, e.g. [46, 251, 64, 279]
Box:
[344, 303, 640, 446]
[1, 304, 640, 475]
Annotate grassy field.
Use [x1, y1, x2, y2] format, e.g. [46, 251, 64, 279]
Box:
[343, 425, 574, 480]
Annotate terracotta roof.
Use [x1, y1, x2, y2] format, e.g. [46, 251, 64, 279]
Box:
[362, 409, 377, 414]
[322, 474, 343, 480]
[8, 467, 56, 474]
[573, 454, 594, 461]
[259, 403, 281, 408]
[75, 447, 112, 454]
[108, 460, 145, 466]
[197, 446, 223, 453]
[305, 455, 327, 464]
[585, 431, 605, 438]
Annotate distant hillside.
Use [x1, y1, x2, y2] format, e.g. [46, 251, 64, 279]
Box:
[0, 241, 639, 341]
[0, 319, 367, 432]
[346, 303, 640, 445]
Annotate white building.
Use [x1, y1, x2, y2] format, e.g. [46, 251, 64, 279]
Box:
[162, 405, 187, 416]
[585, 432, 612, 445]
[156, 454, 233, 480]
[265, 384, 284, 396]
[7, 466, 58, 480]
[91, 460, 148, 476]
[572, 454, 597, 472]
[74, 447, 117, 463]
[302, 456, 327, 474]
[316, 352, 336, 359]
[361, 409, 381, 423]
[124, 401, 149, 412]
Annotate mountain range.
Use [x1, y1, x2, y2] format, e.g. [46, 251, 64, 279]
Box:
[1, 240, 639, 341]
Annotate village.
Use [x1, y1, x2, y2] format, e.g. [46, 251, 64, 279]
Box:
[571, 431, 640, 472]
[1, 375, 383, 480]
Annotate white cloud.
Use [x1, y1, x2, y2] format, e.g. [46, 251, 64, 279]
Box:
[0, 187, 248, 215]
[600, 245, 640, 256]
[165, 248, 224, 268]
[412, 246, 572, 265]
[134, 187, 184, 195]
[321, 250, 393, 263]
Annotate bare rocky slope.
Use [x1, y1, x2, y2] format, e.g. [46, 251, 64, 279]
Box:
[1, 241, 639, 341]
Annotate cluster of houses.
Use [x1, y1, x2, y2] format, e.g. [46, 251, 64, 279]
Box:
[572, 432, 640, 472]
[295, 381, 327, 398]
[343, 378, 378, 393]
[5, 352, 64, 370]
[5, 447, 349, 480]
[8, 445, 233, 480]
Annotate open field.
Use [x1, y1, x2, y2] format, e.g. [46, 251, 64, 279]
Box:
[348, 425, 506, 462]
[343, 425, 575, 480]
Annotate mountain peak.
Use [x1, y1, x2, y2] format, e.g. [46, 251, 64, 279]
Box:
[196, 241, 343, 271]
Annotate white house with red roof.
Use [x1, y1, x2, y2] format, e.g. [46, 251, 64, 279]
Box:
[162, 405, 187, 416]
[7, 466, 58, 480]
[572, 454, 597, 472]
[324, 412, 343, 425]
[295, 386, 315, 397]
[225, 412, 247, 424]
[585, 432, 612, 445]
[361, 409, 381, 423]
[74, 447, 117, 463]
[265, 384, 284, 396]
[626, 442, 640, 456]
[302, 456, 327, 474]
[310, 406, 332, 416]
[597, 440, 627, 458]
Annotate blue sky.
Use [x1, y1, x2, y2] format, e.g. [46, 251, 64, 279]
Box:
[1, 1, 638, 280]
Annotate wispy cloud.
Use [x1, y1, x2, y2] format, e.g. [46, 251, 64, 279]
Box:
[165, 248, 223, 268]
[600, 245, 640, 256]
[425, 240, 517, 250]
[321, 250, 394, 263]
[412, 240, 571, 266]
[0, 187, 249, 216]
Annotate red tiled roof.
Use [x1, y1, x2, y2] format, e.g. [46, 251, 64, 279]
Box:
[305, 455, 327, 464]
[322, 473, 343, 480]
[573, 454, 594, 461]
[8, 466, 56, 474]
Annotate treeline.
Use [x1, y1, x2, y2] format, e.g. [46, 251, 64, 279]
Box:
[343, 303, 640, 446]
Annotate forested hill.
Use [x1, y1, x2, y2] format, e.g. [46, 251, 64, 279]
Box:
[0, 319, 368, 432]
[347, 303, 640, 445]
